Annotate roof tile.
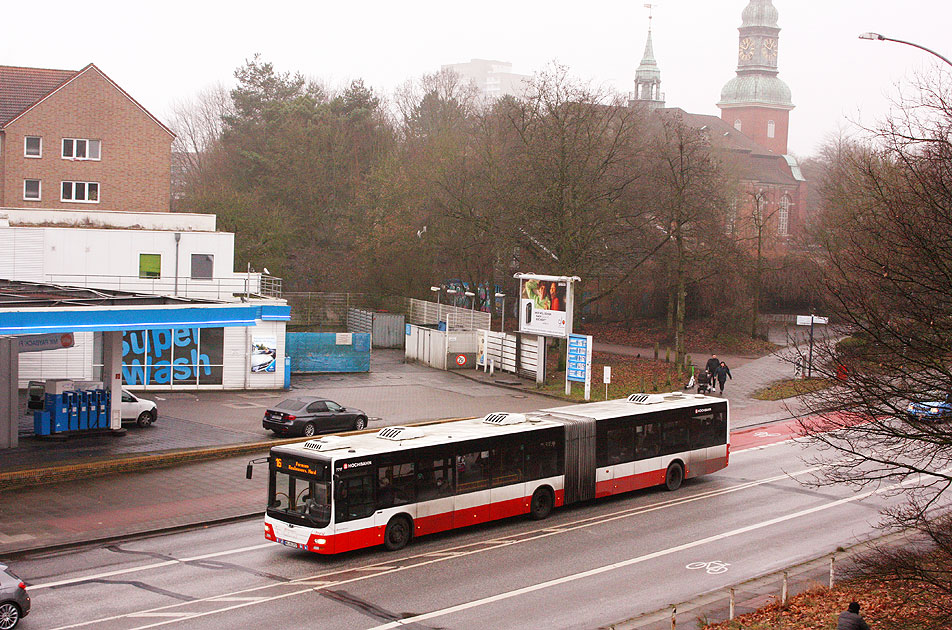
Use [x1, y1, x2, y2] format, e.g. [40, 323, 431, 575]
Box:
[0, 65, 77, 127]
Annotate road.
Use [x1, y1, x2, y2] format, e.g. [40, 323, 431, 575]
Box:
[12, 423, 902, 630]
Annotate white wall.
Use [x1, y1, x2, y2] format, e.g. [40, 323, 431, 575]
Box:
[223, 321, 286, 389]
[0, 225, 252, 300]
[17, 332, 95, 387]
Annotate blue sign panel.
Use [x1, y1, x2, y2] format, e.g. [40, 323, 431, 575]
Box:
[567, 334, 590, 383]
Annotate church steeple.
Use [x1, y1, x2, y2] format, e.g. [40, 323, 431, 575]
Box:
[630, 4, 664, 110]
[717, 0, 793, 154]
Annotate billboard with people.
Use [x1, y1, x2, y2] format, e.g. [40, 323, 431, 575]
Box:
[516, 274, 577, 338]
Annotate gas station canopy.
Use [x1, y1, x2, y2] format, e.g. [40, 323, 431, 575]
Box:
[0, 280, 289, 335]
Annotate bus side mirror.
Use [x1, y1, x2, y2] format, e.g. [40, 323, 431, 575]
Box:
[246, 456, 269, 480]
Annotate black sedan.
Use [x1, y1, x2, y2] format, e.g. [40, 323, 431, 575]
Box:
[263, 397, 369, 437]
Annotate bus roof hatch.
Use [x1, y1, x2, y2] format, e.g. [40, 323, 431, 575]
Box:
[483, 412, 527, 425]
[377, 426, 426, 441]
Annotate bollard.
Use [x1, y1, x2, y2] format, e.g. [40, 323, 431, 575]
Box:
[830, 555, 835, 588]
[490, 358, 495, 376]
[729, 588, 735, 620]
[670, 606, 676, 630]
[782, 571, 788, 606]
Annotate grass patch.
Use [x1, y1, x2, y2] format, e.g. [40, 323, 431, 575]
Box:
[537, 351, 686, 402]
[752, 377, 834, 401]
[577, 319, 779, 357]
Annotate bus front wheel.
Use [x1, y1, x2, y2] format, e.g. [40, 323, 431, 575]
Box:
[665, 462, 684, 491]
[384, 515, 412, 551]
[529, 487, 554, 520]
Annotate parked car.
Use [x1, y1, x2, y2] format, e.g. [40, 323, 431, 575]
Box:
[906, 393, 952, 422]
[263, 397, 368, 437]
[0, 563, 30, 629]
[121, 389, 158, 427]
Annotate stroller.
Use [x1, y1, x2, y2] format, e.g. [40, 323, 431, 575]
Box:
[696, 369, 714, 394]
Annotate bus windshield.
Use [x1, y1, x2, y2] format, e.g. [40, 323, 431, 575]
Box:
[269, 458, 331, 528]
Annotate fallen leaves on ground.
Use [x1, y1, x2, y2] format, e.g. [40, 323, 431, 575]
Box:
[577, 320, 778, 357]
[539, 351, 686, 401]
[702, 579, 949, 630]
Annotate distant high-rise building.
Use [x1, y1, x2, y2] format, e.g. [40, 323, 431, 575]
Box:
[441, 59, 530, 100]
[629, 8, 665, 110]
[717, 0, 794, 155]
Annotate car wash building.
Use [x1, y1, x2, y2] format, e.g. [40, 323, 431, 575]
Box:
[0, 280, 290, 449]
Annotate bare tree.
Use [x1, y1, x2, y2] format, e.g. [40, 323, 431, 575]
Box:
[796, 71, 952, 574]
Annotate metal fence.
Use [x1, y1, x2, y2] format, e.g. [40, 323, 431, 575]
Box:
[284, 292, 368, 329]
[406, 297, 491, 331]
[46, 273, 282, 300]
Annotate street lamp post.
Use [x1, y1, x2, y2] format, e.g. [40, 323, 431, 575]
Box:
[430, 286, 441, 326]
[495, 292, 506, 332]
[859, 32, 952, 68]
[465, 291, 475, 311]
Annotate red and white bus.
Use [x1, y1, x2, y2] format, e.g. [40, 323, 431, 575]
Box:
[254, 392, 729, 554]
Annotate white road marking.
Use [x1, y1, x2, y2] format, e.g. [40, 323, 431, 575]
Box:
[127, 613, 193, 618]
[45, 466, 823, 630]
[367, 482, 901, 629]
[31, 543, 274, 590]
[369, 469, 952, 630]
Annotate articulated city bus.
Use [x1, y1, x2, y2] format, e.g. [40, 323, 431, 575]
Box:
[253, 391, 729, 554]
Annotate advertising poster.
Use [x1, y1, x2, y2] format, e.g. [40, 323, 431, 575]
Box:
[251, 336, 277, 373]
[122, 328, 224, 385]
[519, 276, 568, 337]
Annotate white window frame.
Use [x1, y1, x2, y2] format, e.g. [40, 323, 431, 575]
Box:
[62, 138, 101, 161]
[767, 120, 776, 139]
[61, 180, 100, 203]
[733, 119, 742, 132]
[23, 179, 41, 201]
[24, 136, 42, 158]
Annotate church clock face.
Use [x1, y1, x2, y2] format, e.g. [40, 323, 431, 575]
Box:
[739, 37, 754, 61]
[762, 38, 778, 59]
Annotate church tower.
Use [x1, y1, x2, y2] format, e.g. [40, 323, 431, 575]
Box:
[630, 5, 664, 110]
[717, 0, 793, 154]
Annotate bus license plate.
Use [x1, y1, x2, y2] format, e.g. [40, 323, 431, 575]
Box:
[278, 538, 302, 549]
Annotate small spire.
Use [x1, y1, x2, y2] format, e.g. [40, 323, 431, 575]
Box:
[631, 3, 664, 109]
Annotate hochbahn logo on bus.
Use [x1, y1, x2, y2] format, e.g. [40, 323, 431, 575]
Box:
[340, 460, 372, 471]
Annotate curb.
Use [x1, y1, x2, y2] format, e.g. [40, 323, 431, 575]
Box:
[0, 439, 298, 492]
[0, 417, 477, 492]
[0, 510, 265, 560]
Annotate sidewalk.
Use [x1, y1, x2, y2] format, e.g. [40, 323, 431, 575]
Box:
[0, 340, 804, 558]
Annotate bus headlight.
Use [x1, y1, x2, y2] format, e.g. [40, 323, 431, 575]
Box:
[316, 538, 326, 545]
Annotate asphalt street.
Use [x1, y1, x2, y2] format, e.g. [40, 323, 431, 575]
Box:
[12, 430, 898, 630]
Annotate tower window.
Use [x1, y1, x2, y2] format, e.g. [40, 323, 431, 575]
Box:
[734, 119, 742, 132]
[767, 120, 776, 138]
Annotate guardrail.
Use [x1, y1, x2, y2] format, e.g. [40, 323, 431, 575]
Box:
[45, 273, 282, 300]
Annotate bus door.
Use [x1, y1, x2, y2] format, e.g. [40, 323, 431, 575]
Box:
[333, 463, 376, 549]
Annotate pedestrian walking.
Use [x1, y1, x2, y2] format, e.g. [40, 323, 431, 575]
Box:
[715, 361, 732, 395]
[836, 602, 871, 630]
[705, 354, 720, 381]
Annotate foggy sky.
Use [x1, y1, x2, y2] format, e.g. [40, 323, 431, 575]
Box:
[4, 1, 949, 157]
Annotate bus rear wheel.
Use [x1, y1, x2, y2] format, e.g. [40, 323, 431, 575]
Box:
[384, 515, 412, 551]
[665, 462, 684, 491]
[529, 487, 554, 520]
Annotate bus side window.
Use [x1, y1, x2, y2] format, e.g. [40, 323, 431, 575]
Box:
[525, 433, 560, 480]
[336, 474, 375, 522]
[456, 449, 490, 493]
[416, 457, 454, 502]
[491, 442, 524, 487]
[377, 463, 415, 509]
[635, 422, 660, 459]
[661, 417, 692, 455]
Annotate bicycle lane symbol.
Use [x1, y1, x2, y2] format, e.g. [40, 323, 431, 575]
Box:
[686, 560, 730, 574]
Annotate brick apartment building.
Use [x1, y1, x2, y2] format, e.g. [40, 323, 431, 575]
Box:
[0, 63, 174, 212]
